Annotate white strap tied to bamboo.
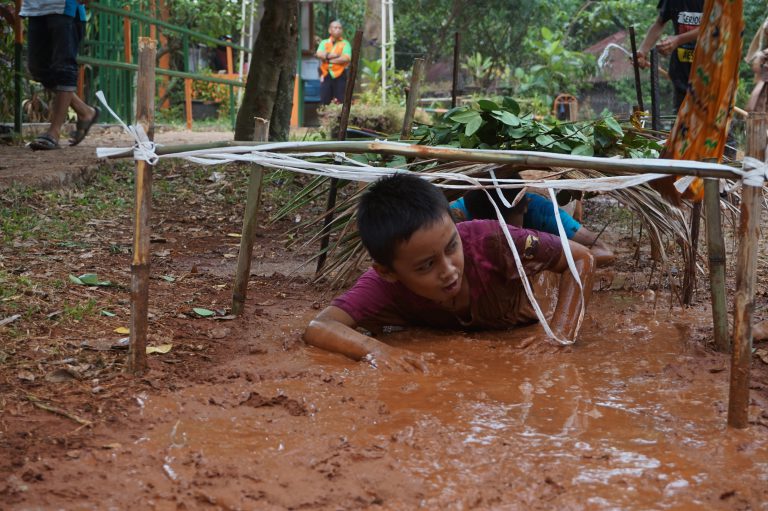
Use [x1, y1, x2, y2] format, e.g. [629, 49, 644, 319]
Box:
[739, 156, 768, 187]
[94, 91, 159, 165]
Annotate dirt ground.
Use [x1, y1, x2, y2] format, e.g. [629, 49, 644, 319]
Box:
[1, 130, 768, 510]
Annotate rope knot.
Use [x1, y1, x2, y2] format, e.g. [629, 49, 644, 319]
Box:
[742, 156, 768, 187]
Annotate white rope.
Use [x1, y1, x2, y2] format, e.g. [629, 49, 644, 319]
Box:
[94, 91, 159, 165]
[740, 156, 768, 187]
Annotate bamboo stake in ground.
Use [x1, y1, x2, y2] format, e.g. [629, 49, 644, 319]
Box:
[704, 177, 728, 352]
[316, 29, 363, 274]
[401, 58, 425, 140]
[129, 37, 157, 375]
[650, 49, 660, 131]
[232, 117, 270, 316]
[728, 110, 767, 428]
[451, 32, 460, 108]
[629, 26, 644, 112]
[682, 201, 701, 305]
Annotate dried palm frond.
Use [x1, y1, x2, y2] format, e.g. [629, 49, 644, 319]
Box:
[271, 157, 692, 287]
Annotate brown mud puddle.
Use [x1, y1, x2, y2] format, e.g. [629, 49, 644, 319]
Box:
[10, 293, 765, 510]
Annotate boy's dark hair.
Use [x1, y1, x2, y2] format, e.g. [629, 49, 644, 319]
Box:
[358, 173, 451, 267]
[464, 187, 528, 220]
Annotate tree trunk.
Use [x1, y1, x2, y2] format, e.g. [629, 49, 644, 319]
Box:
[362, 0, 381, 61]
[234, 0, 298, 142]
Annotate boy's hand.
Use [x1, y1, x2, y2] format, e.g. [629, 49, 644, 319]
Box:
[366, 345, 429, 373]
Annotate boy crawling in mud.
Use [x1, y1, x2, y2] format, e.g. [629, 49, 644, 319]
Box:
[303, 174, 595, 372]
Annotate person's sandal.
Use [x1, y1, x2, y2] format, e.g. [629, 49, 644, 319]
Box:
[29, 133, 60, 151]
[69, 106, 101, 146]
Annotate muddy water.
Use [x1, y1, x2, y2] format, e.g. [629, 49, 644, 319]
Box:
[139, 294, 768, 510]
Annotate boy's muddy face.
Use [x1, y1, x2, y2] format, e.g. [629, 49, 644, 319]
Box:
[378, 213, 466, 306]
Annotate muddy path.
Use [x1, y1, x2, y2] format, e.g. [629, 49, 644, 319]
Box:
[1, 146, 768, 510]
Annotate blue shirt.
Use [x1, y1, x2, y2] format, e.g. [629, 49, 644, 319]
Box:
[20, 0, 86, 21]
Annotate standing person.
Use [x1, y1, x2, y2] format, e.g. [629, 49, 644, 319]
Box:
[315, 20, 351, 105]
[635, 0, 704, 112]
[21, 0, 100, 150]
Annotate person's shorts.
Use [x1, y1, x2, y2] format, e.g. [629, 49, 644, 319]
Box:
[523, 193, 581, 239]
[27, 14, 84, 92]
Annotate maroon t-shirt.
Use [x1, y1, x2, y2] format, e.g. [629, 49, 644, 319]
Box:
[331, 220, 563, 331]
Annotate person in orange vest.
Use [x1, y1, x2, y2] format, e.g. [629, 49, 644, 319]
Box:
[315, 20, 351, 105]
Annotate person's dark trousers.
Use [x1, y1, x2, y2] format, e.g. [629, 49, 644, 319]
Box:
[320, 70, 348, 104]
[27, 14, 84, 92]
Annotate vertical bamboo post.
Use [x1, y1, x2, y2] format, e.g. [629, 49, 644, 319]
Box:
[728, 111, 767, 428]
[13, 0, 23, 134]
[316, 29, 363, 274]
[682, 201, 701, 305]
[184, 78, 193, 129]
[128, 38, 157, 375]
[232, 117, 270, 316]
[628, 26, 644, 112]
[704, 177, 728, 352]
[401, 58, 425, 140]
[451, 32, 460, 108]
[650, 48, 660, 131]
[123, 6, 132, 63]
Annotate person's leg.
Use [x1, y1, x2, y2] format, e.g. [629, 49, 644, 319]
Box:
[319, 75, 333, 105]
[332, 71, 348, 103]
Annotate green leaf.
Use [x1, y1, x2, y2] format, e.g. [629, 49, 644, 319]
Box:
[161, 275, 176, 282]
[193, 307, 216, 317]
[501, 97, 520, 115]
[602, 116, 624, 137]
[492, 110, 520, 127]
[535, 134, 556, 147]
[69, 273, 111, 286]
[465, 115, 483, 136]
[476, 99, 499, 111]
[450, 109, 481, 124]
[100, 310, 116, 317]
[571, 144, 594, 157]
[541, 26, 553, 41]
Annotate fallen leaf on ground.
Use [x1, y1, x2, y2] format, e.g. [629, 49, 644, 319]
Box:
[0, 314, 21, 327]
[114, 327, 130, 334]
[756, 348, 768, 365]
[226, 233, 242, 238]
[146, 344, 173, 354]
[17, 370, 35, 382]
[69, 273, 111, 286]
[45, 368, 79, 383]
[193, 307, 215, 317]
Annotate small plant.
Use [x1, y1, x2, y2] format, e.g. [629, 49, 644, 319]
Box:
[462, 52, 494, 89]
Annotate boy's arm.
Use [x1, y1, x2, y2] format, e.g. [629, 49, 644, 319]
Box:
[304, 305, 428, 372]
[547, 241, 595, 342]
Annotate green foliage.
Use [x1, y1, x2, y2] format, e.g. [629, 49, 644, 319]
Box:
[462, 52, 494, 88]
[413, 97, 662, 158]
[166, 0, 243, 40]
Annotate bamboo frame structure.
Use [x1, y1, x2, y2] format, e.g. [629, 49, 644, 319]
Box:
[128, 38, 157, 375]
[629, 26, 644, 112]
[232, 118, 270, 316]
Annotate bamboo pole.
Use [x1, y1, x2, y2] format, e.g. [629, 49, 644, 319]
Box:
[650, 49, 660, 131]
[232, 118, 270, 316]
[184, 78, 193, 130]
[401, 58, 425, 140]
[728, 110, 767, 429]
[128, 38, 157, 375]
[703, 177, 728, 352]
[123, 6, 132, 63]
[316, 29, 363, 274]
[13, 0, 22, 134]
[451, 32, 460, 108]
[628, 26, 644, 112]
[682, 201, 701, 305]
[104, 140, 742, 180]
